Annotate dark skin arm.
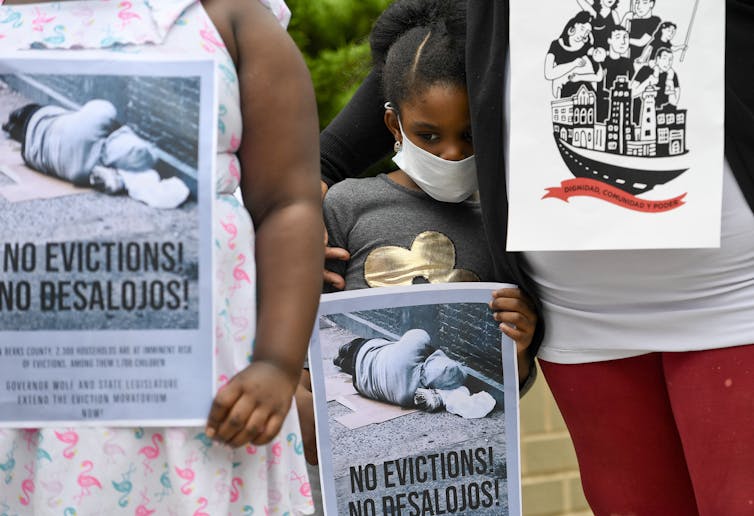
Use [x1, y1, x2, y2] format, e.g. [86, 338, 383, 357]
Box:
[202, 0, 324, 447]
[3, 0, 323, 447]
[294, 369, 319, 465]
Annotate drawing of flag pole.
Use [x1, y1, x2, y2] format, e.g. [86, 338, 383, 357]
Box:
[680, 0, 700, 63]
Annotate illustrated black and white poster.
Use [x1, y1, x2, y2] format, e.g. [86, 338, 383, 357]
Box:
[507, 0, 724, 250]
[308, 284, 522, 516]
[0, 55, 215, 426]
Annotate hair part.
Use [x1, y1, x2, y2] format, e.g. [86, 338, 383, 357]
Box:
[370, 0, 467, 110]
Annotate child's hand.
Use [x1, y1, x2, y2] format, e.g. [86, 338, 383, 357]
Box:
[205, 360, 297, 448]
[490, 288, 538, 379]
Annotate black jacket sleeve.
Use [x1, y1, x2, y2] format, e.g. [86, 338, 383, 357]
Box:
[466, 1, 546, 361]
[725, 0, 754, 211]
[319, 70, 395, 186]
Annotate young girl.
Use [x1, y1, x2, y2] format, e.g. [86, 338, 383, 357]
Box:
[302, 5, 537, 512]
[322, 0, 537, 386]
[0, 0, 323, 514]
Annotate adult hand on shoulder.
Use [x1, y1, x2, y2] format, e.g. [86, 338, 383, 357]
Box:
[321, 180, 350, 290]
[205, 360, 297, 448]
[324, 237, 350, 290]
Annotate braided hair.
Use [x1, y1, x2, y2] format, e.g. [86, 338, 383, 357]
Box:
[369, 0, 467, 109]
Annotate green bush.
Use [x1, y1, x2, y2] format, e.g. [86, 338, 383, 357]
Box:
[287, 0, 392, 128]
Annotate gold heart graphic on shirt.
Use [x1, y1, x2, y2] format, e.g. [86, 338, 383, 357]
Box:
[364, 231, 480, 287]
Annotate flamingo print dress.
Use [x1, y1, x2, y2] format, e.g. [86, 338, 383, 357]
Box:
[0, 1, 313, 514]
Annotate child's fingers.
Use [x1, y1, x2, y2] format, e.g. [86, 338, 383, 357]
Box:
[492, 287, 527, 300]
[323, 269, 346, 290]
[227, 402, 272, 448]
[499, 324, 530, 351]
[215, 395, 256, 444]
[495, 310, 534, 334]
[491, 288, 536, 310]
[325, 245, 350, 262]
[495, 308, 529, 324]
[253, 411, 285, 445]
[492, 287, 520, 298]
[491, 297, 537, 324]
[205, 382, 242, 438]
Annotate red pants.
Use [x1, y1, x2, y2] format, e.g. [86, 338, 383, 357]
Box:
[539, 345, 754, 516]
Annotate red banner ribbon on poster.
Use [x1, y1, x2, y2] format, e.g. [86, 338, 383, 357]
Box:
[543, 178, 687, 213]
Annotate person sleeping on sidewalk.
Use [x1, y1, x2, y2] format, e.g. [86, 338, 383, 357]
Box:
[333, 328, 496, 419]
[2, 99, 189, 208]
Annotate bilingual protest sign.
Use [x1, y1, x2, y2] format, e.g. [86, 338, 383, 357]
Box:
[0, 55, 215, 427]
[507, 0, 725, 250]
[309, 284, 522, 515]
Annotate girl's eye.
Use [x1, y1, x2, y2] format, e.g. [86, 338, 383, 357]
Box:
[419, 133, 440, 143]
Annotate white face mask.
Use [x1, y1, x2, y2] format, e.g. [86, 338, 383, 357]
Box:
[389, 107, 478, 203]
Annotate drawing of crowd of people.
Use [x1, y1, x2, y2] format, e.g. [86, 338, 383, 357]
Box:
[544, 0, 695, 158]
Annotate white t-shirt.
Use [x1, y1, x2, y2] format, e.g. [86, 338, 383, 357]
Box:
[503, 54, 754, 364]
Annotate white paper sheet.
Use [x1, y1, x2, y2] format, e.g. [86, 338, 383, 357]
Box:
[508, 0, 725, 250]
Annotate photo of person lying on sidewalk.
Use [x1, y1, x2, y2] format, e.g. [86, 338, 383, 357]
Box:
[3, 99, 189, 208]
[334, 328, 497, 419]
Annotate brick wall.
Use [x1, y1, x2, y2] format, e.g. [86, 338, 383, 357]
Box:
[1, 73, 200, 171]
[351, 303, 502, 380]
[520, 371, 591, 516]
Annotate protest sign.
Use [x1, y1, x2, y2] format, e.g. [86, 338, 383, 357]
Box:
[0, 55, 215, 426]
[507, 0, 724, 250]
[309, 284, 522, 515]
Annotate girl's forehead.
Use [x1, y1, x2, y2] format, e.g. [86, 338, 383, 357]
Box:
[399, 85, 470, 122]
[401, 84, 468, 107]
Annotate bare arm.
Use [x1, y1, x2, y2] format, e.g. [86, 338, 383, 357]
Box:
[636, 43, 653, 65]
[205, 0, 324, 447]
[631, 70, 658, 98]
[294, 370, 319, 465]
[671, 43, 688, 53]
[571, 66, 604, 84]
[621, 11, 633, 28]
[667, 74, 680, 105]
[630, 33, 653, 48]
[239, 2, 322, 384]
[544, 53, 585, 81]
